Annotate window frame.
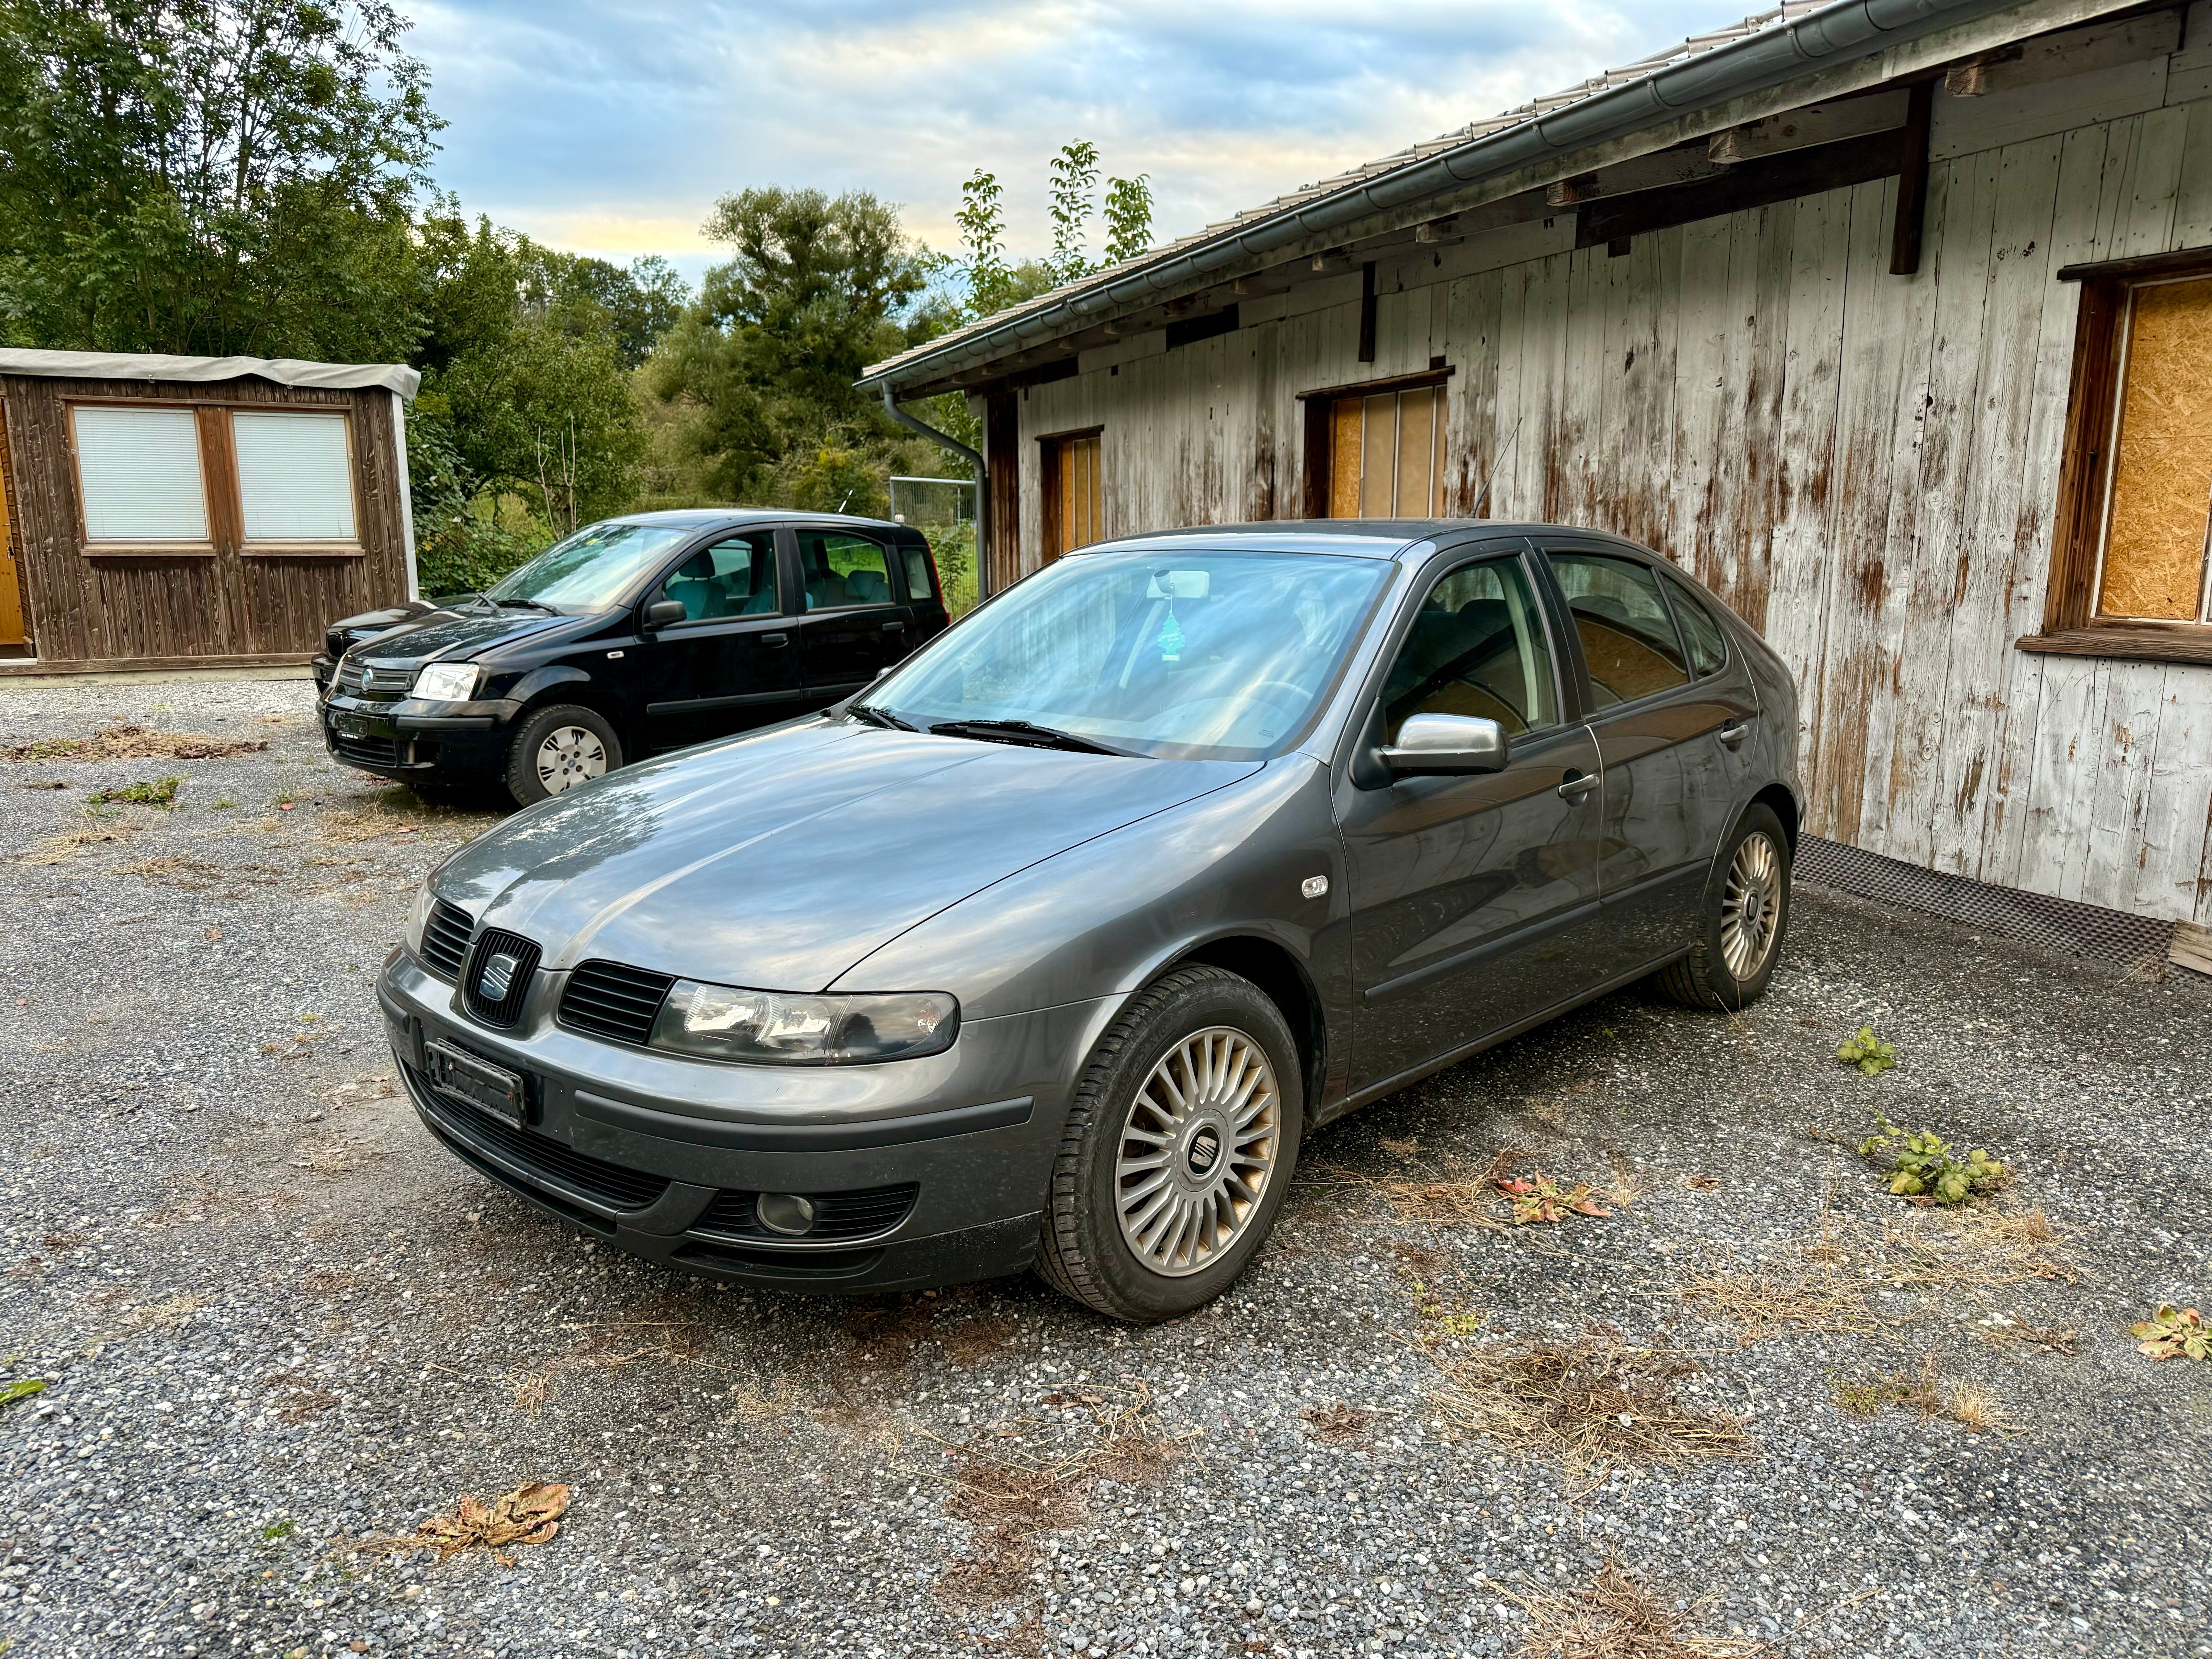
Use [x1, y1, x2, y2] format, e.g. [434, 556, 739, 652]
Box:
[63, 395, 367, 562]
[646, 529, 782, 629]
[1297, 367, 1455, 519]
[1538, 542, 1698, 719]
[2025, 246, 2212, 668]
[792, 527, 898, 613]
[1654, 565, 1731, 679]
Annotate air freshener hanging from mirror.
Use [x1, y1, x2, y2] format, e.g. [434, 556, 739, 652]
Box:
[1158, 608, 1185, 661]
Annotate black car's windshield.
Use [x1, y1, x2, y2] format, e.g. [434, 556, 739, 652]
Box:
[487, 522, 700, 610]
[871, 549, 1392, 760]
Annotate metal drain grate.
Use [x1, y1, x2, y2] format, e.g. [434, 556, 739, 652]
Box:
[1795, 836, 2175, 968]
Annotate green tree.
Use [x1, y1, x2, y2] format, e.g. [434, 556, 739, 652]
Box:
[1048, 140, 1099, 281]
[1103, 173, 1154, 266]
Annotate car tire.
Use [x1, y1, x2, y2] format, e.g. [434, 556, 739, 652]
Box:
[1036, 965, 1304, 1323]
[503, 704, 623, 807]
[1653, 802, 1791, 1011]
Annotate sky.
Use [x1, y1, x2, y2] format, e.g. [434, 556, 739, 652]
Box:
[405, 0, 1732, 283]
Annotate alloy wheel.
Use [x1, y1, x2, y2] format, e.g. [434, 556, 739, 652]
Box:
[1114, 1026, 1281, 1277]
[1719, 830, 1782, 979]
[536, 725, 608, 793]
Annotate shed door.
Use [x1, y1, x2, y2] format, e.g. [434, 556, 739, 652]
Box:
[0, 404, 24, 648]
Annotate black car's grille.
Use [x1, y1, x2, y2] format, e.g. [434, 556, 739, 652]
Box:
[333, 658, 410, 700]
[408, 1066, 668, 1211]
[694, 1183, 919, 1244]
[332, 731, 402, 769]
[672, 1241, 884, 1280]
[557, 961, 675, 1046]
[419, 900, 475, 981]
[463, 928, 541, 1027]
[334, 659, 366, 695]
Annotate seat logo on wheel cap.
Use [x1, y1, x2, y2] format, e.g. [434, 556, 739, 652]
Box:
[1187, 1127, 1221, 1175]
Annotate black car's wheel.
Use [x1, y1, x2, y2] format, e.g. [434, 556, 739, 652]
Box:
[1654, 803, 1791, 1010]
[503, 704, 623, 807]
[1037, 965, 1303, 1322]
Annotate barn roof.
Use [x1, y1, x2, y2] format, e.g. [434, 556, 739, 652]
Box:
[860, 0, 2078, 396]
[0, 348, 420, 400]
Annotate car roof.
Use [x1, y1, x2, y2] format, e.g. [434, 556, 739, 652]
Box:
[603, 507, 911, 532]
[1075, 520, 1651, 561]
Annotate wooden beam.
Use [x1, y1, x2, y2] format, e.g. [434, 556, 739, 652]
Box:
[2014, 627, 2212, 668]
[1944, 11, 2180, 97]
[2057, 244, 2212, 283]
[1578, 127, 1908, 249]
[1889, 80, 1935, 277]
[1357, 261, 1377, 364]
[1546, 148, 1727, 206]
[1708, 89, 1910, 162]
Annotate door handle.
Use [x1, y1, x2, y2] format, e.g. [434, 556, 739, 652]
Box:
[1718, 721, 1751, 748]
[881, 620, 906, 634]
[1557, 771, 1599, 802]
[759, 633, 788, 648]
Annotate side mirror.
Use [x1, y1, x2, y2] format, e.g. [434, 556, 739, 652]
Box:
[1379, 713, 1510, 777]
[641, 599, 687, 630]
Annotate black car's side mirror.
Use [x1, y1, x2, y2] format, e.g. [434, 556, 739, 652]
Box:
[641, 599, 687, 630]
[1379, 713, 1510, 777]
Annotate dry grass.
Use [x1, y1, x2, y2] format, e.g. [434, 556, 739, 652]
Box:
[362, 1482, 571, 1566]
[510, 1372, 551, 1417]
[19, 824, 142, 865]
[940, 1314, 1018, 1364]
[1431, 1327, 1755, 1476]
[2, 724, 268, 763]
[1980, 1316, 2081, 1356]
[112, 852, 283, 893]
[1832, 1355, 2016, 1434]
[845, 1295, 940, 1370]
[1300, 1402, 1375, 1446]
[1501, 1557, 1776, 1658]
[260, 1369, 338, 1424]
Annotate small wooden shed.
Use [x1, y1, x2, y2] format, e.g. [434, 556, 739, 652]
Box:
[0, 349, 419, 675]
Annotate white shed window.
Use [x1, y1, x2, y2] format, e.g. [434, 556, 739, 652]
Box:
[72, 407, 208, 542]
[233, 412, 357, 541]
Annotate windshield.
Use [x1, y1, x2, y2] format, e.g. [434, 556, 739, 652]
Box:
[869, 548, 1392, 760]
[486, 522, 699, 609]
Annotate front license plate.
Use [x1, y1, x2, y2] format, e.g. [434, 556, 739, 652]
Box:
[424, 1038, 529, 1128]
[334, 713, 369, 738]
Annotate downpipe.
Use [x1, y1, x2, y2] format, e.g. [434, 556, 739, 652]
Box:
[880, 387, 993, 603]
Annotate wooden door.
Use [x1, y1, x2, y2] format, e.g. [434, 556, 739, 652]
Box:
[1042, 431, 1103, 562]
[0, 403, 25, 647]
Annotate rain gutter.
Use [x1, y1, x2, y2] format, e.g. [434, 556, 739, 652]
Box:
[879, 386, 996, 601]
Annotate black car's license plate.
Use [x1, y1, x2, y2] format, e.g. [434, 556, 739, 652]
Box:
[424, 1038, 529, 1128]
[333, 713, 369, 738]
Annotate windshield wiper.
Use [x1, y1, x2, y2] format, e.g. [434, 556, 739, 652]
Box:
[929, 718, 1139, 757]
[491, 596, 560, 614]
[847, 703, 916, 731]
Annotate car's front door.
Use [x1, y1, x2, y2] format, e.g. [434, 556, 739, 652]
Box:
[791, 527, 908, 704]
[635, 530, 802, 751]
[1337, 544, 1607, 1094]
[1539, 542, 1754, 978]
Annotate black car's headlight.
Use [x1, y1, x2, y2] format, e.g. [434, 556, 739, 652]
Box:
[649, 981, 958, 1065]
[412, 662, 479, 704]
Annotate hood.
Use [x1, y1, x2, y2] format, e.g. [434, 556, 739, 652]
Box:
[434, 718, 1260, 991]
[354, 606, 579, 667]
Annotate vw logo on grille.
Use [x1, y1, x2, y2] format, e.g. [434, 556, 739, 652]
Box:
[477, 951, 522, 1003]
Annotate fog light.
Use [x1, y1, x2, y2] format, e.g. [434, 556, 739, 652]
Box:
[755, 1192, 817, 1237]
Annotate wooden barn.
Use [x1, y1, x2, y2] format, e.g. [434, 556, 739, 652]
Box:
[866, 0, 2212, 970]
[0, 349, 420, 676]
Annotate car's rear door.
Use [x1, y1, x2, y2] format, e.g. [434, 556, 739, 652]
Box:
[1537, 539, 1757, 977]
[790, 526, 908, 703]
[1336, 540, 1607, 1094]
[634, 529, 802, 751]
[892, 536, 950, 651]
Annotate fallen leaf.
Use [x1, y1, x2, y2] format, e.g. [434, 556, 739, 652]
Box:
[363, 1482, 572, 1565]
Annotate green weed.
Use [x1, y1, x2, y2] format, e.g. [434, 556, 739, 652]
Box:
[1856, 1109, 2005, 1204]
[0, 1377, 47, 1411]
[88, 775, 182, 808]
[2132, 1304, 2209, 1362]
[1836, 1025, 1896, 1075]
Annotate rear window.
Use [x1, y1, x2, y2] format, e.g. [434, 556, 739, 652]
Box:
[1546, 550, 1692, 709]
[902, 545, 938, 603]
[1659, 568, 1729, 677]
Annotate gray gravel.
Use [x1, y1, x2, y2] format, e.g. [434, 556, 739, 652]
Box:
[2, 677, 2208, 1659]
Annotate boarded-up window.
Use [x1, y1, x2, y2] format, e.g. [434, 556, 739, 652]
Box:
[2095, 276, 2212, 624]
[1042, 430, 1103, 563]
[233, 412, 357, 542]
[72, 407, 209, 543]
[1322, 384, 1446, 518]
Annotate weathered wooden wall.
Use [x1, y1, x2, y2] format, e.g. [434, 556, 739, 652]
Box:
[1010, 57, 2212, 927]
[0, 375, 410, 670]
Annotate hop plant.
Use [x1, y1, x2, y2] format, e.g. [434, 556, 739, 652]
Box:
[1856, 1109, 2005, 1205]
[2131, 1304, 2209, 1362]
[1836, 1025, 1896, 1075]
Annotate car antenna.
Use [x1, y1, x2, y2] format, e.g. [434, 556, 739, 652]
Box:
[1471, 417, 1522, 519]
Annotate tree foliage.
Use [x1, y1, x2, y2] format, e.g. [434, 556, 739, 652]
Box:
[1103, 173, 1154, 266]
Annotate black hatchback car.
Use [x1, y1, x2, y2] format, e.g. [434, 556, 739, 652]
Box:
[316, 510, 948, 804]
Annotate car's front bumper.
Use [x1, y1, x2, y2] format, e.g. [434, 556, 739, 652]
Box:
[319, 687, 520, 781]
[376, 948, 1111, 1292]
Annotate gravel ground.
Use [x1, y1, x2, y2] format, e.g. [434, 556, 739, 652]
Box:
[1, 677, 2208, 1659]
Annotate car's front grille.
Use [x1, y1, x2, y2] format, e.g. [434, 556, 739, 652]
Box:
[333, 659, 410, 700]
[407, 1065, 669, 1211]
[332, 731, 402, 769]
[335, 659, 366, 695]
[557, 961, 675, 1046]
[693, 1183, 919, 1244]
[464, 929, 541, 1027]
[420, 900, 475, 981]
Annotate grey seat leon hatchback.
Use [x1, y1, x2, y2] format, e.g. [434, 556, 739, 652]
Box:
[381, 521, 1802, 1321]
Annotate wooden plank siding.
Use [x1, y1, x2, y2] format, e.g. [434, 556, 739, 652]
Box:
[1008, 74, 2212, 926]
[0, 374, 410, 669]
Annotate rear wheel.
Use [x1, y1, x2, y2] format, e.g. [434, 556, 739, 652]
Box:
[503, 704, 622, 807]
[1037, 965, 1302, 1322]
[1653, 803, 1790, 1010]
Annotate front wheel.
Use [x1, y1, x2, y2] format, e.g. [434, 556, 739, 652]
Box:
[1036, 965, 1303, 1322]
[1653, 803, 1791, 1010]
[503, 704, 623, 807]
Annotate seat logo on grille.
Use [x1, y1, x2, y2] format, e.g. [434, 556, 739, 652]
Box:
[477, 951, 522, 1003]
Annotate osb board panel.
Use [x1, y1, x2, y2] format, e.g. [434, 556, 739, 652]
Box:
[2098, 275, 2212, 620]
[0, 374, 409, 664]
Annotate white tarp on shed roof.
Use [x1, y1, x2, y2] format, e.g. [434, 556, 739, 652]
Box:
[0, 347, 418, 400]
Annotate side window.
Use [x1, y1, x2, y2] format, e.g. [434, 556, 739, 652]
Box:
[1546, 550, 1690, 709]
[654, 532, 778, 622]
[1379, 555, 1559, 743]
[901, 545, 938, 604]
[798, 532, 893, 611]
[1658, 568, 1728, 677]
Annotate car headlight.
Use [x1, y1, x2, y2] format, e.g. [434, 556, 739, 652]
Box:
[412, 662, 479, 703]
[649, 981, 958, 1065]
[403, 880, 436, 955]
